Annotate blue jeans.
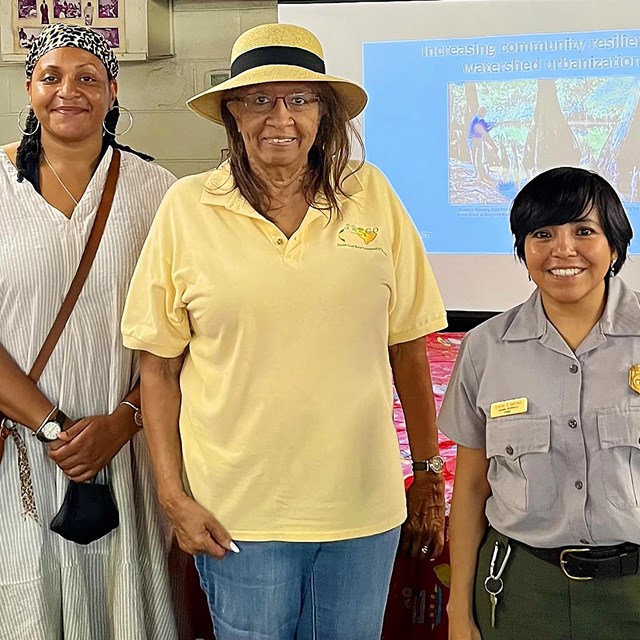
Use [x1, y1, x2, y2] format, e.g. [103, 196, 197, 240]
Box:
[194, 527, 401, 640]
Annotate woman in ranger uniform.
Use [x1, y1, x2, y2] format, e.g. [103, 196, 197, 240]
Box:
[442, 166, 640, 640]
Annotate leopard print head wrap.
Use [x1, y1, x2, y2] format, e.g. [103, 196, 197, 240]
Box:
[25, 23, 119, 79]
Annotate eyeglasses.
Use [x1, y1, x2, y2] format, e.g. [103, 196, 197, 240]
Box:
[232, 92, 321, 114]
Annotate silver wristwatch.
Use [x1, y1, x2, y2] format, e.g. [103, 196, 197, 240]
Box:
[412, 455, 445, 474]
[34, 409, 67, 443]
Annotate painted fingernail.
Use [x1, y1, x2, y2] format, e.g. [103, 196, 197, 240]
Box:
[229, 541, 240, 553]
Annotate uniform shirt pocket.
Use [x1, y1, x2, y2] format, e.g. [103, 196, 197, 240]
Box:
[597, 408, 640, 508]
[485, 415, 555, 513]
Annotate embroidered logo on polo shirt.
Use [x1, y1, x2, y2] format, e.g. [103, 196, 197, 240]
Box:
[337, 224, 386, 254]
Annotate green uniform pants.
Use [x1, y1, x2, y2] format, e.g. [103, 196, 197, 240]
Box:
[474, 528, 640, 640]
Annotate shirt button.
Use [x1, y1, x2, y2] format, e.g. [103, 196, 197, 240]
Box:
[575, 480, 583, 490]
[276, 238, 284, 245]
[505, 445, 514, 455]
[568, 419, 578, 429]
[569, 364, 579, 373]
[580, 539, 590, 545]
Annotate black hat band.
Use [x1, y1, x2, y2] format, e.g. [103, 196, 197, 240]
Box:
[231, 45, 326, 78]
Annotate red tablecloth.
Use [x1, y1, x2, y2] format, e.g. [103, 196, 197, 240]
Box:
[384, 332, 464, 640]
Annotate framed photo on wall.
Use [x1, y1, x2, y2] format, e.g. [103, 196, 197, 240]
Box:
[2, 0, 173, 62]
[2, 0, 124, 58]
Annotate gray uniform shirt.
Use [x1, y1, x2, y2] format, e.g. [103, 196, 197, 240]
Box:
[439, 277, 640, 547]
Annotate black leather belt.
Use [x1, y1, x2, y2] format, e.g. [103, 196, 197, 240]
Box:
[512, 539, 639, 580]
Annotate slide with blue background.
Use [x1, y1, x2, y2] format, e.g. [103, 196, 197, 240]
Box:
[363, 29, 640, 254]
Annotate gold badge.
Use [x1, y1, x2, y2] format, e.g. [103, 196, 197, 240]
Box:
[490, 397, 528, 419]
[629, 365, 640, 394]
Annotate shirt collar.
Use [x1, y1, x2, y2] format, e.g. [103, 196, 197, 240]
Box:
[501, 289, 546, 342]
[599, 276, 640, 336]
[199, 161, 364, 218]
[501, 276, 640, 342]
[200, 162, 260, 218]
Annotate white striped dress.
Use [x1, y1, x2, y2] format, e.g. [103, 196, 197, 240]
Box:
[0, 146, 182, 640]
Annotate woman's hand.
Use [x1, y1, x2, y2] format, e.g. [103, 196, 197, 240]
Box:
[388, 336, 445, 559]
[163, 493, 236, 559]
[48, 410, 137, 482]
[447, 446, 491, 640]
[400, 470, 445, 559]
[448, 614, 482, 640]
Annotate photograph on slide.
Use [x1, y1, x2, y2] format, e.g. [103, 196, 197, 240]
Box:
[449, 76, 640, 206]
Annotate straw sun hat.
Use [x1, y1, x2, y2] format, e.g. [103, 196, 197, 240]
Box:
[186, 23, 368, 126]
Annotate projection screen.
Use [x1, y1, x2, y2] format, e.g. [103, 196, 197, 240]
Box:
[278, 0, 640, 311]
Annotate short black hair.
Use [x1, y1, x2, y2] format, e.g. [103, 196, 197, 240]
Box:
[510, 166, 633, 275]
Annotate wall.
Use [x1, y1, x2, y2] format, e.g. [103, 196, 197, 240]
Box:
[0, 0, 277, 177]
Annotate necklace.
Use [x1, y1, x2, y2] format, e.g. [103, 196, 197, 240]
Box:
[42, 153, 80, 206]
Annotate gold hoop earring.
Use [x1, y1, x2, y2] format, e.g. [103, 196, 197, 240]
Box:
[17, 105, 40, 136]
[102, 105, 134, 137]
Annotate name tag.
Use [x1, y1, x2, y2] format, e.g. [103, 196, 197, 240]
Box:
[490, 397, 528, 419]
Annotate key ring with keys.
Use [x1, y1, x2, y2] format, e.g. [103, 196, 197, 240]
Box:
[484, 540, 511, 629]
[484, 540, 512, 595]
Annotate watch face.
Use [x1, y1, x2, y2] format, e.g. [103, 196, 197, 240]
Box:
[134, 410, 143, 428]
[41, 421, 62, 441]
[429, 456, 445, 473]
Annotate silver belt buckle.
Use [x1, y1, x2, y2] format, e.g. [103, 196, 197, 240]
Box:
[560, 547, 593, 581]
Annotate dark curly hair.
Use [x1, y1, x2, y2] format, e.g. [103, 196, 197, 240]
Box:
[15, 99, 153, 183]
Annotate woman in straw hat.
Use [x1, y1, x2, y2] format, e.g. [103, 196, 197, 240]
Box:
[0, 23, 185, 640]
[122, 22, 447, 639]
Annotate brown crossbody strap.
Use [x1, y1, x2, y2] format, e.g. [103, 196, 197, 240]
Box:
[29, 149, 121, 382]
[0, 149, 120, 522]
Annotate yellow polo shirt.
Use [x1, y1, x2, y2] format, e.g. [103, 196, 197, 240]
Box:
[121, 161, 446, 541]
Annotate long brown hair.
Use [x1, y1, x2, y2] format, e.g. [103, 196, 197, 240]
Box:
[219, 84, 364, 218]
